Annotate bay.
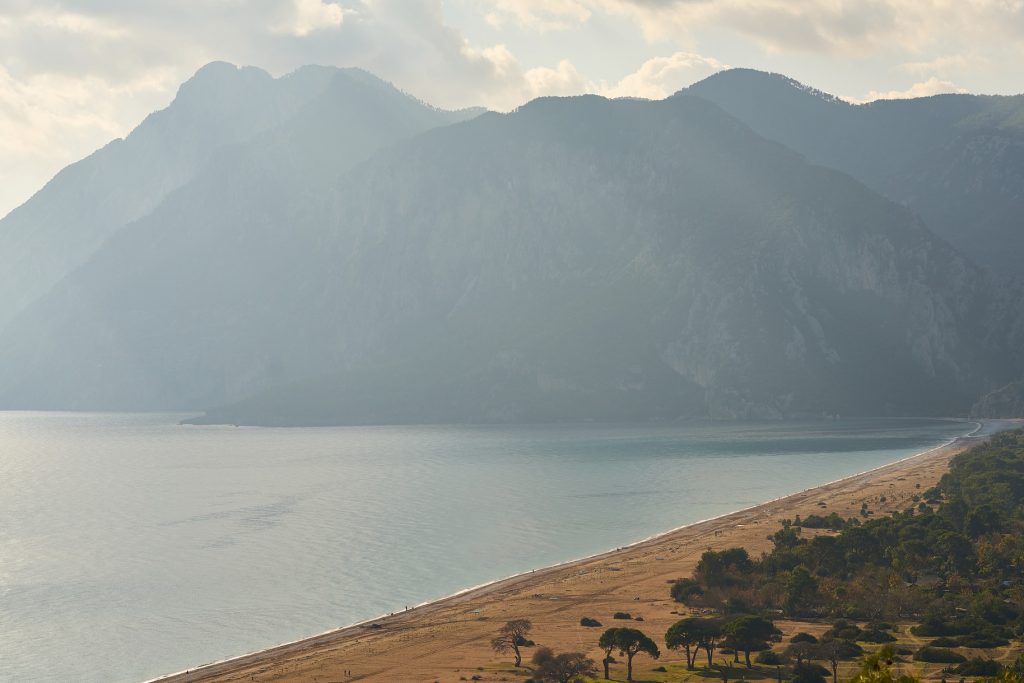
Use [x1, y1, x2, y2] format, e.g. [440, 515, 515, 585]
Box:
[0, 413, 970, 682]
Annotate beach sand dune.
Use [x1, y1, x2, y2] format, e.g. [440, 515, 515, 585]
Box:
[152, 421, 1015, 683]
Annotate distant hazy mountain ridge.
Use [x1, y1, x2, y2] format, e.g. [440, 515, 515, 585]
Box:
[0, 62, 346, 331]
[0, 63, 479, 411]
[686, 69, 1024, 279]
[188, 94, 1022, 424]
[1, 64, 1021, 424]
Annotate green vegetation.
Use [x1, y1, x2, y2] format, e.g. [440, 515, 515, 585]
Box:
[490, 433, 1024, 683]
[672, 431, 1024, 636]
[598, 627, 660, 681]
[912, 646, 967, 664]
[529, 647, 597, 683]
[665, 617, 722, 669]
[723, 615, 780, 667]
[792, 513, 854, 531]
[652, 431, 1024, 683]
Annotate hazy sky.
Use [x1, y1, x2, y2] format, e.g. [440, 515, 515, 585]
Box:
[2, 0, 1023, 217]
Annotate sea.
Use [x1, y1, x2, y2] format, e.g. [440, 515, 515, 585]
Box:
[0, 413, 973, 682]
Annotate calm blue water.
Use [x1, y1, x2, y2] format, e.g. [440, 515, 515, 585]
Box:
[0, 413, 972, 682]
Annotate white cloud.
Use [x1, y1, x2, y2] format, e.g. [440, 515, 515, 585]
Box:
[484, 0, 592, 31]
[599, 0, 913, 54]
[479, 0, 1022, 57]
[901, 53, 988, 77]
[524, 60, 587, 97]
[902, 54, 968, 75]
[601, 51, 725, 99]
[276, 0, 347, 37]
[20, 9, 127, 39]
[863, 76, 967, 102]
[0, 64, 178, 219]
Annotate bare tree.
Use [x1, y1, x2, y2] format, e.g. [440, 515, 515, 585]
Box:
[491, 619, 532, 667]
[817, 639, 860, 683]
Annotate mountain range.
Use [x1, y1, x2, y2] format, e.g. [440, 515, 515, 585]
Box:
[1, 63, 1022, 424]
[686, 69, 1024, 279]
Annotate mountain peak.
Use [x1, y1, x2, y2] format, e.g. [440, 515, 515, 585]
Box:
[175, 61, 273, 101]
[685, 68, 847, 106]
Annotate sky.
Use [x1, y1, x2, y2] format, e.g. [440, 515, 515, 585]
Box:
[1, 0, 1023, 218]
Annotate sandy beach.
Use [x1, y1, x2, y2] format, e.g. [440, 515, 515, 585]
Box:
[152, 420, 1015, 683]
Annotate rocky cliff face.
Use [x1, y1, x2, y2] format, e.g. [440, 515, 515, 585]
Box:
[972, 382, 1024, 418]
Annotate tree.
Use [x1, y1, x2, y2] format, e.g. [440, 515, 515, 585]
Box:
[770, 523, 803, 551]
[786, 641, 818, 668]
[671, 577, 705, 604]
[533, 651, 598, 683]
[598, 628, 617, 680]
[600, 627, 660, 682]
[665, 617, 722, 670]
[818, 639, 863, 683]
[784, 566, 819, 616]
[490, 619, 532, 667]
[723, 615, 777, 668]
[665, 618, 702, 670]
[696, 548, 753, 587]
[699, 619, 724, 668]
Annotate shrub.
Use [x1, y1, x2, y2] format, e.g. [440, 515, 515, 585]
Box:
[952, 659, 1002, 676]
[790, 632, 819, 644]
[914, 647, 967, 664]
[929, 638, 959, 648]
[859, 629, 897, 643]
[532, 647, 555, 667]
[831, 640, 865, 658]
[756, 651, 785, 665]
[957, 633, 1009, 649]
[580, 617, 602, 628]
[793, 512, 849, 530]
[911, 619, 970, 638]
[792, 662, 830, 683]
[612, 612, 631, 620]
[824, 621, 861, 642]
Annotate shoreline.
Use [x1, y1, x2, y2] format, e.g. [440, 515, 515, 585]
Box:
[150, 418, 1012, 683]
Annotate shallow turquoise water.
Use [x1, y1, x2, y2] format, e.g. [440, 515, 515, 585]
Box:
[0, 413, 971, 682]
